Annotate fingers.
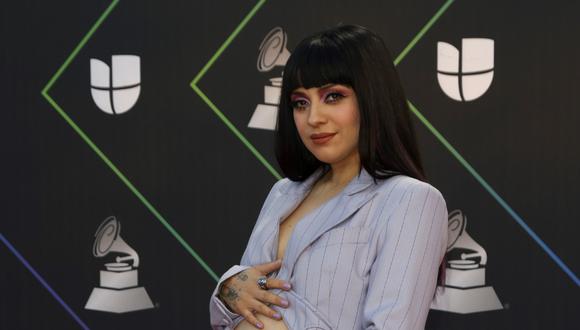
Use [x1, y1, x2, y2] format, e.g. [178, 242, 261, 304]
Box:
[250, 272, 291, 293]
[253, 301, 283, 321]
[240, 309, 264, 329]
[265, 277, 292, 291]
[254, 259, 282, 274]
[239, 300, 284, 329]
[219, 264, 293, 328]
[262, 290, 290, 308]
[219, 279, 289, 310]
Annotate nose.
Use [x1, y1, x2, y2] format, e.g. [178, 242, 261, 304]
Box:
[307, 100, 327, 126]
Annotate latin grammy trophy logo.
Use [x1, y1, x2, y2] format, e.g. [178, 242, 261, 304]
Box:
[431, 209, 503, 314]
[90, 55, 141, 115]
[437, 38, 494, 102]
[247, 27, 291, 130]
[85, 216, 154, 313]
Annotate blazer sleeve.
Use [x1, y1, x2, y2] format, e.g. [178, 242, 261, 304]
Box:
[362, 180, 448, 330]
[209, 179, 286, 329]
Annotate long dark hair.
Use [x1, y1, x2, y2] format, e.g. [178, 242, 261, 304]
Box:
[275, 24, 447, 286]
[275, 24, 425, 183]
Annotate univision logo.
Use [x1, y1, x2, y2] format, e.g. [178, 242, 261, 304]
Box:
[437, 38, 494, 102]
[90, 55, 141, 115]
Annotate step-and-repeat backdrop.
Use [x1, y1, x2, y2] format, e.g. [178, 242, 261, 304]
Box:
[2, 0, 578, 329]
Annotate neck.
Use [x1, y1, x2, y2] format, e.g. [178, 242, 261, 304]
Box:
[322, 153, 361, 188]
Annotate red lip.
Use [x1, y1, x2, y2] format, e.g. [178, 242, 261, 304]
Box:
[310, 132, 336, 139]
[310, 132, 336, 145]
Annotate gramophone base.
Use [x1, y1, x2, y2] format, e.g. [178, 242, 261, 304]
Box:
[430, 286, 503, 314]
[248, 104, 277, 130]
[85, 286, 154, 313]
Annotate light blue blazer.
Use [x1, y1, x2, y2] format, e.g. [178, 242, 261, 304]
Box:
[210, 167, 448, 329]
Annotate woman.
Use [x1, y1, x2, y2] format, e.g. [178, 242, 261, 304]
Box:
[209, 24, 448, 330]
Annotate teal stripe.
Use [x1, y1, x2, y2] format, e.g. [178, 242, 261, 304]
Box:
[407, 101, 579, 286]
[392, 0, 579, 287]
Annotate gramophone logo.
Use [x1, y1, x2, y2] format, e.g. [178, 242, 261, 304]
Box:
[85, 216, 154, 313]
[431, 210, 502, 314]
[437, 38, 494, 102]
[247, 27, 291, 130]
[90, 55, 141, 115]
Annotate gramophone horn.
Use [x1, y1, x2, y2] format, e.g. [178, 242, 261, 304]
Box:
[257, 27, 291, 72]
[447, 209, 466, 251]
[92, 216, 139, 267]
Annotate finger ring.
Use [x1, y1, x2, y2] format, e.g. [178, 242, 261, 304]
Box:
[257, 276, 268, 290]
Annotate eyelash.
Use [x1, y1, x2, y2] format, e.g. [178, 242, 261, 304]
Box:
[291, 92, 345, 110]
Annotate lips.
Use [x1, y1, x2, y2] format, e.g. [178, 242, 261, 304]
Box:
[310, 132, 336, 144]
[310, 132, 336, 139]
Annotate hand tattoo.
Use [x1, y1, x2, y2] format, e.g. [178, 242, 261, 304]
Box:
[236, 271, 249, 281]
[222, 286, 240, 308]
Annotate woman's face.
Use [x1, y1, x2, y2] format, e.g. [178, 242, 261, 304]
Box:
[291, 83, 360, 167]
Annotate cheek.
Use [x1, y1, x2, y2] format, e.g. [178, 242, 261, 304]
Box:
[350, 102, 361, 133]
[341, 108, 360, 147]
[348, 118, 360, 146]
[338, 104, 360, 135]
[292, 112, 300, 131]
[293, 112, 307, 138]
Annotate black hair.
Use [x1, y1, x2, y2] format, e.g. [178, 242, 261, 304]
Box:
[275, 25, 448, 286]
[275, 24, 425, 183]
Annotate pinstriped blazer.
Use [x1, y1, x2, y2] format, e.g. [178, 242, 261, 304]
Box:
[210, 167, 448, 330]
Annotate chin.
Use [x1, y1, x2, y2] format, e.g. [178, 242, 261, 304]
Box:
[306, 145, 359, 167]
[308, 151, 343, 165]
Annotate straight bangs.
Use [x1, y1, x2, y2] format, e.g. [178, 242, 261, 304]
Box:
[276, 24, 424, 183]
[276, 35, 358, 180]
[282, 37, 355, 98]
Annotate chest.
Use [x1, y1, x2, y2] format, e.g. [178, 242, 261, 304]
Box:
[276, 211, 301, 260]
[276, 191, 334, 260]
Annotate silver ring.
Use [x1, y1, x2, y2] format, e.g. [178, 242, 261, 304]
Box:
[257, 276, 268, 290]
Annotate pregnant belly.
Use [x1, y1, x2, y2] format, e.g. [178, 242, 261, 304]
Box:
[235, 315, 289, 330]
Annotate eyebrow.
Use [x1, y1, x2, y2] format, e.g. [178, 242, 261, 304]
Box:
[291, 84, 344, 97]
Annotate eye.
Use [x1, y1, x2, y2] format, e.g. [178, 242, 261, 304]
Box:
[325, 92, 344, 103]
[291, 99, 309, 110]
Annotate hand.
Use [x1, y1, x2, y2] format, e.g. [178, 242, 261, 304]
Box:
[219, 259, 292, 329]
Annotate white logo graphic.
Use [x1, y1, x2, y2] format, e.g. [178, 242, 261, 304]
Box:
[437, 38, 494, 101]
[248, 27, 291, 130]
[431, 210, 503, 314]
[90, 55, 141, 114]
[85, 216, 154, 313]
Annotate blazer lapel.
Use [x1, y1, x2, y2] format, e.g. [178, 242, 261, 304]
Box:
[247, 167, 327, 263]
[280, 168, 378, 277]
[247, 191, 303, 263]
